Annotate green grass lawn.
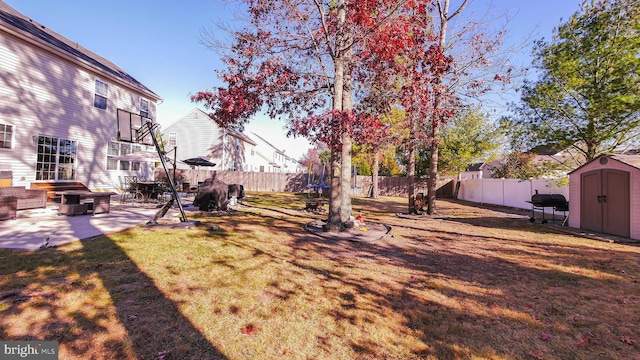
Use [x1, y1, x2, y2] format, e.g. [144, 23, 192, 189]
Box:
[1, 192, 638, 359]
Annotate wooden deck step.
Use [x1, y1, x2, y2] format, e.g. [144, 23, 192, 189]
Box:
[29, 182, 91, 203]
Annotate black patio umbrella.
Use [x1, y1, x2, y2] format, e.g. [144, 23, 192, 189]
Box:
[182, 157, 216, 185]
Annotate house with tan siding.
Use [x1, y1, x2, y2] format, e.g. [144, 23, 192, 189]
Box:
[0, 1, 161, 192]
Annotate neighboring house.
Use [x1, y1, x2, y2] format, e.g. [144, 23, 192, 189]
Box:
[161, 108, 257, 173]
[250, 132, 303, 173]
[0, 1, 161, 191]
[481, 147, 581, 179]
[460, 162, 488, 179]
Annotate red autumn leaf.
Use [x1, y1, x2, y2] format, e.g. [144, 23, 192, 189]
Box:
[540, 333, 552, 341]
[241, 323, 256, 336]
[529, 350, 544, 360]
[621, 336, 636, 345]
[575, 334, 598, 347]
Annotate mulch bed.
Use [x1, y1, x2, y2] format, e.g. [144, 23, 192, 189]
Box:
[305, 219, 391, 243]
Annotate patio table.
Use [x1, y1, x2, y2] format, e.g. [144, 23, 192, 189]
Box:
[136, 181, 162, 202]
[57, 191, 117, 216]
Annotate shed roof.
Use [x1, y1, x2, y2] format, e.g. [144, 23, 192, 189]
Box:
[0, 1, 160, 100]
[569, 154, 640, 174]
[610, 154, 640, 170]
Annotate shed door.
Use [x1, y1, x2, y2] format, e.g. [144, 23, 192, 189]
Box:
[580, 171, 602, 233]
[580, 169, 630, 237]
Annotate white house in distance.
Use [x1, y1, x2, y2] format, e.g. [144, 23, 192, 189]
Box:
[161, 108, 258, 174]
[460, 162, 487, 179]
[160, 108, 303, 176]
[0, 1, 161, 191]
[250, 132, 303, 173]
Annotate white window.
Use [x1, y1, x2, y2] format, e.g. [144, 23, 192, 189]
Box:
[0, 123, 13, 149]
[94, 79, 108, 109]
[35, 136, 78, 180]
[168, 132, 177, 147]
[140, 98, 150, 118]
[106, 141, 142, 171]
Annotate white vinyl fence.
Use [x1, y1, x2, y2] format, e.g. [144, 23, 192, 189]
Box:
[457, 178, 569, 211]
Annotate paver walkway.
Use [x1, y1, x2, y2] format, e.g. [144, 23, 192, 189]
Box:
[0, 197, 195, 250]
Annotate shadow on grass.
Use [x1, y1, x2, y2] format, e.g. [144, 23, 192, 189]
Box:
[283, 230, 639, 359]
[228, 197, 639, 358]
[4, 192, 636, 359]
[0, 232, 227, 359]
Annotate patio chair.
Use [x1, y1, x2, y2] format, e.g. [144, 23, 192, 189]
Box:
[121, 176, 143, 203]
[154, 181, 172, 202]
[182, 182, 197, 196]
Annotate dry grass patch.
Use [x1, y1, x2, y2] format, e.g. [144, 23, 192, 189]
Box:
[1, 192, 639, 359]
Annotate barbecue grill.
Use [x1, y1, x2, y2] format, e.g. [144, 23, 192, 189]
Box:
[527, 191, 569, 224]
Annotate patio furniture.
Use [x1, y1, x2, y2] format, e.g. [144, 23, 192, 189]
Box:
[154, 182, 171, 202]
[0, 186, 47, 220]
[137, 181, 161, 202]
[0, 191, 18, 220]
[121, 176, 143, 203]
[29, 181, 91, 203]
[57, 191, 117, 216]
[182, 182, 197, 196]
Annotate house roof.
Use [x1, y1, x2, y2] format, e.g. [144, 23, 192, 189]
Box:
[607, 154, 640, 170]
[164, 108, 257, 146]
[528, 143, 565, 156]
[465, 162, 484, 172]
[0, 1, 160, 100]
[227, 127, 257, 146]
[569, 154, 640, 174]
[250, 131, 302, 165]
[251, 132, 285, 155]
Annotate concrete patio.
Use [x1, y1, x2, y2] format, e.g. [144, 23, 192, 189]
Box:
[0, 195, 199, 250]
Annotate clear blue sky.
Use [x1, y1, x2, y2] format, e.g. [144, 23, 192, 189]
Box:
[5, 0, 583, 160]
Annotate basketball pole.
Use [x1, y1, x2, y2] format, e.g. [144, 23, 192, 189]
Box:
[137, 121, 188, 223]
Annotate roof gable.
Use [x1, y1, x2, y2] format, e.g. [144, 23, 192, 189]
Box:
[465, 162, 484, 172]
[569, 154, 640, 174]
[165, 108, 257, 146]
[0, 1, 159, 100]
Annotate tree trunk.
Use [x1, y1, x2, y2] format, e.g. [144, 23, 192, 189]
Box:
[325, 0, 347, 231]
[407, 141, 416, 214]
[327, 60, 344, 230]
[370, 150, 379, 198]
[340, 133, 352, 223]
[426, 124, 439, 215]
[340, 40, 353, 224]
[327, 153, 342, 231]
[426, 0, 468, 215]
